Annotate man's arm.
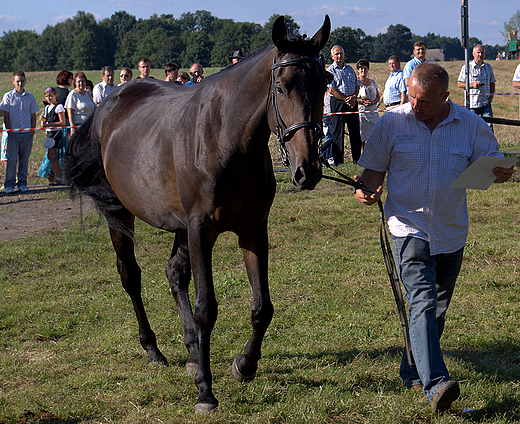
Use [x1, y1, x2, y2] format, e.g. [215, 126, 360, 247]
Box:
[400, 91, 407, 105]
[30, 112, 36, 136]
[513, 81, 520, 89]
[489, 81, 495, 103]
[354, 168, 386, 206]
[3, 110, 10, 129]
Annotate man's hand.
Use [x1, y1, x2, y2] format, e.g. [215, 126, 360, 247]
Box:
[493, 166, 514, 182]
[353, 171, 385, 205]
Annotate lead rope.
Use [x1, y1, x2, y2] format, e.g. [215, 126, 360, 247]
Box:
[321, 160, 415, 368]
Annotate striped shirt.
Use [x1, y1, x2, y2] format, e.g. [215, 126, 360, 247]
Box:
[327, 62, 359, 96]
[358, 100, 502, 255]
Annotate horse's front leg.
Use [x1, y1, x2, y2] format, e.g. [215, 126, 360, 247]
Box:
[165, 232, 198, 375]
[187, 221, 219, 413]
[233, 219, 274, 381]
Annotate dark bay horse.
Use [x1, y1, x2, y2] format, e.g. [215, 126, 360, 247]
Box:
[64, 15, 330, 413]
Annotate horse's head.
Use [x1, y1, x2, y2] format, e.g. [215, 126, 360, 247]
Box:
[269, 15, 331, 190]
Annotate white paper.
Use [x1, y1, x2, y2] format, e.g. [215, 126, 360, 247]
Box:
[449, 156, 518, 190]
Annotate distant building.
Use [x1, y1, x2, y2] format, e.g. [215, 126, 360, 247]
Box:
[426, 49, 445, 62]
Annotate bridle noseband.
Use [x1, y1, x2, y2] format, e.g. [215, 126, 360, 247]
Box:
[269, 56, 327, 166]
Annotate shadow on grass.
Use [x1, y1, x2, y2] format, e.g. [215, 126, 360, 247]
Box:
[2, 408, 89, 424]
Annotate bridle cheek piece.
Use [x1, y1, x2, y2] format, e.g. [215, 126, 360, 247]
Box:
[269, 56, 326, 166]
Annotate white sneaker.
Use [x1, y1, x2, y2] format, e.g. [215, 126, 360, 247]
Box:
[327, 157, 335, 167]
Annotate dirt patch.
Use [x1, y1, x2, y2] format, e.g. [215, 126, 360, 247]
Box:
[0, 185, 96, 242]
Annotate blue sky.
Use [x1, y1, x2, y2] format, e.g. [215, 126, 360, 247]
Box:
[0, 0, 515, 47]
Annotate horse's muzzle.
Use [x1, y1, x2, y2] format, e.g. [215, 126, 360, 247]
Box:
[292, 161, 322, 190]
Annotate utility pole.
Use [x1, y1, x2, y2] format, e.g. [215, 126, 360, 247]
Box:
[461, 0, 470, 109]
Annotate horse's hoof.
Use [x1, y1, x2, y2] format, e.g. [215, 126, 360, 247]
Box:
[186, 361, 198, 376]
[194, 402, 218, 414]
[147, 355, 169, 367]
[232, 357, 256, 382]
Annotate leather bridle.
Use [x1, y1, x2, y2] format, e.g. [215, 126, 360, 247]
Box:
[269, 55, 328, 166]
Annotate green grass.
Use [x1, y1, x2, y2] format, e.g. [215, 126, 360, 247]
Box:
[1, 168, 520, 423]
[1, 64, 520, 422]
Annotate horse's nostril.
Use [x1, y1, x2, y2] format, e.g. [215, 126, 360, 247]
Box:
[294, 166, 306, 184]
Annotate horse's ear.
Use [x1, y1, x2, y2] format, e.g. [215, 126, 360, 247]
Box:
[272, 15, 290, 51]
[310, 15, 331, 52]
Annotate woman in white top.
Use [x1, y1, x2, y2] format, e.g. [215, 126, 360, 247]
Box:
[356, 59, 380, 150]
[65, 72, 96, 135]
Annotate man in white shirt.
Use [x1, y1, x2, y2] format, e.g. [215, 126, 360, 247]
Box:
[0, 71, 39, 194]
[355, 62, 513, 413]
[513, 63, 520, 89]
[457, 45, 496, 130]
[93, 66, 115, 105]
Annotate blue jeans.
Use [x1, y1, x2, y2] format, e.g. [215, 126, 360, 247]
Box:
[5, 132, 34, 189]
[391, 235, 464, 401]
[320, 115, 333, 161]
[471, 102, 493, 132]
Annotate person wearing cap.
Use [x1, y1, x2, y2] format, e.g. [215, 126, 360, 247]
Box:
[228, 50, 244, 65]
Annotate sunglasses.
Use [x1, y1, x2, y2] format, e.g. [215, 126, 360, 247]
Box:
[120, 74, 130, 78]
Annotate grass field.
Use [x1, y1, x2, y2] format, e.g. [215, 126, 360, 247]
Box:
[0, 62, 520, 423]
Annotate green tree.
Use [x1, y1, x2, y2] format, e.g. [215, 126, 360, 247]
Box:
[0, 30, 40, 72]
[325, 27, 366, 62]
[178, 31, 212, 67]
[210, 21, 262, 67]
[502, 9, 520, 41]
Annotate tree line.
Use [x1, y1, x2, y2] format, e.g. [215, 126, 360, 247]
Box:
[0, 9, 506, 72]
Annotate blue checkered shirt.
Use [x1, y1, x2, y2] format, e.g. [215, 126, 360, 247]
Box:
[327, 62, 359, 96]
[358, 100, 503, 255]
[383, 69, 407, 104]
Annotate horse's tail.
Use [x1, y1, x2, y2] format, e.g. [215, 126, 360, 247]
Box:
[63, 112, 132, 237]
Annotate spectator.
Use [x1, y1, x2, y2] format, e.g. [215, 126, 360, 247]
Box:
[85, 79, 94, 99]
[0, 71, 39, 194]
[1, 111, 6, 172]
[185, 63, 204, 86]
[354, 62, 513, 413]
[164, 63, 181, 83]
[39, 87, 66, 185]
[137, 58, 153, 79]
[457, 44, 496, 131]
[93, 66, 115, 105]
[176, 72, 190, 85]
[320, 92, 333, 163]
[119, 67, 133, 85]
[55, 70, 73, 106]
[228, 50, 245, 65]
[380, 55, 407, 110]
[356, 58, 380, 152]
[325, 45, 362, 165]
[512, 63, 520, 89]
[65, 72, 96, 136]
[403, 41, 428, 86]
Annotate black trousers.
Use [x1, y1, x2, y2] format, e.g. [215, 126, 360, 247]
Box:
[328, 96, 362, 164]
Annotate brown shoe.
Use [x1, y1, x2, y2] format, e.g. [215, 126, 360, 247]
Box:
[431, 380, 460, 413]
[412, 383, 423, 392]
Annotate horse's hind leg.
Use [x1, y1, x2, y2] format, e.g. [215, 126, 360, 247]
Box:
[165, 232, 198, 375]
[233, 221, 274, 381]
[109, 210, 168, 366]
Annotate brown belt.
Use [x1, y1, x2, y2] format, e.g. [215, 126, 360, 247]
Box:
[386, 101, 400, 107]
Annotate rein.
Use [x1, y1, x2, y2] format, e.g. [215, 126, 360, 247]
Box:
[269, 56, 326, 166]
[321, 162, 415, 368]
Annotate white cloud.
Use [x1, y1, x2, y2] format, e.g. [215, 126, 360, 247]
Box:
[0, 14, 23, 23]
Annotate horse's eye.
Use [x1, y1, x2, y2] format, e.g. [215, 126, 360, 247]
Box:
[276, 86, 284, 95]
